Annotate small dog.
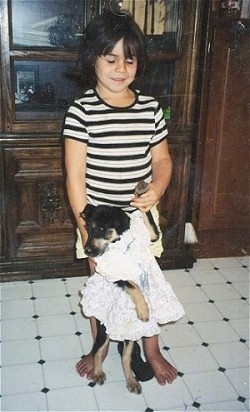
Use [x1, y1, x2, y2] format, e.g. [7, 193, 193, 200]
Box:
[81, 182, 159, 394]
[84, 181, 159, 258]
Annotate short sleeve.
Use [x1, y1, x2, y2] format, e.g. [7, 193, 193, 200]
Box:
[62, 100, 89, 143]
[150, 101, 168, 147]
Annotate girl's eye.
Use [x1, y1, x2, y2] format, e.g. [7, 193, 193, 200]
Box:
[105, 56, 115, 63]
[126, 59, 135, 65]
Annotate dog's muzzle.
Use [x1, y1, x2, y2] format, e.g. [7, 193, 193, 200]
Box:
[84, 239, 110, 257]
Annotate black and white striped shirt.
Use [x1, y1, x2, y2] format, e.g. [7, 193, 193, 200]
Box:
[63, 88, 168, 210]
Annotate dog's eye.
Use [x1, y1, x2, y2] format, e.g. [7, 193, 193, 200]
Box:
[90, 223, 103, 232]
[104, 229, 116, 240]
[95, 227, 105, 237]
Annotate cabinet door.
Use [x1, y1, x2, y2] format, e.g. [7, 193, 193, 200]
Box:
[198, 25, 250, 230]
[159, 137, 192, 249]
[4, 145, 75, 258]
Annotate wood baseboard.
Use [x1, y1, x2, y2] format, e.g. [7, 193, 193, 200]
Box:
[158, 248, 196, 270]
[1, 248, 196, 282]
[0, 258, 90, 282]
[192, 228, 250, 259]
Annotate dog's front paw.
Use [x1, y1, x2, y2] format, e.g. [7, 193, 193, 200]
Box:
[94, 371, 106, 385]
[136, 302, 150, 322]
[126, 377, 142, 394]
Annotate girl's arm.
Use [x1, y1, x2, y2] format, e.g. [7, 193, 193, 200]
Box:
[64, 138, 88, 245]
[130, 139, 172, 212]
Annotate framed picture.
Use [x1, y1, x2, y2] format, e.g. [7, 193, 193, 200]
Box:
[15, 65, 39, 95]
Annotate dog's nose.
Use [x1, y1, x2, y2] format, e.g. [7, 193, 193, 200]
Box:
[84, 246, 93, 256]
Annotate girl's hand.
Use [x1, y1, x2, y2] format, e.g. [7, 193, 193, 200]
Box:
[130, 183, 160, 212]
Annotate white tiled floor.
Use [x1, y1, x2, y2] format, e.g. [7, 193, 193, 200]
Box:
[1, 256, 249, 411]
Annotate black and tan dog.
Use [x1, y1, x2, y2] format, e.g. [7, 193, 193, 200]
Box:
[81, 182, 158, 394]
[83, 180, 159, 257]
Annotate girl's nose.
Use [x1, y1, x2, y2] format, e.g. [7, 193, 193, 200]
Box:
[115, 59, 126, 72]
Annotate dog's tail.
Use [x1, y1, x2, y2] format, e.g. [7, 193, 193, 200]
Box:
[134, 181, 159, 242]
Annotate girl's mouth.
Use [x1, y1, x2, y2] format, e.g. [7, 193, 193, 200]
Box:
[112, 77, 126, 82]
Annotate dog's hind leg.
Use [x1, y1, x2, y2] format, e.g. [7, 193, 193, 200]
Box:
[92, 320, 109, 385]
[121, 341, 142, 394]
[116, 280, 149, 321]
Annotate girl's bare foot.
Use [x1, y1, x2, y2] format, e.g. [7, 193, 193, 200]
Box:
[147, 352, 177, 385]
[143, 335, 177, 385]
[76, 353, 94, 379]
[76, 315, 101, 380]
[76, 342, 109, 380]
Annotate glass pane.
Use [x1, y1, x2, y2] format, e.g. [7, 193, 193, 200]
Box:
[13, 60, 81, 120]
[122, 0, 183, 51]
[11, 0, 183, 50]
[135, 61, 175, 117]
[11, 0, 84, 48]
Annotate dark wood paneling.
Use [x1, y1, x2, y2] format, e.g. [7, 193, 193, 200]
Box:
[197, 22, 250, 230]
[159, 135, 192, 249]
[191, 2, 250, 258]
[3, 143, 75, 259]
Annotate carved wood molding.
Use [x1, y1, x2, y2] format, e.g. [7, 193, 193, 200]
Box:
[40, 182, 62, 223]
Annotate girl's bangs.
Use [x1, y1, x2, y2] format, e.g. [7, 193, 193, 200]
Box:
[123, 40, 137, 59]
[102, 37, 138, 58]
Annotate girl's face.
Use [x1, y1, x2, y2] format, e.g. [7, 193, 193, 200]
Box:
[95, 38, 138, 95]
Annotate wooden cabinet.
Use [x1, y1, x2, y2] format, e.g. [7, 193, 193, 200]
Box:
[192, 2, 250, 257]
[1, 137, 90, 280]
[4, 143, 70, 258]
[1, 0, 204, 280]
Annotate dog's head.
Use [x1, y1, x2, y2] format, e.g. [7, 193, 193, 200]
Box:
[81, 204, 130, 257]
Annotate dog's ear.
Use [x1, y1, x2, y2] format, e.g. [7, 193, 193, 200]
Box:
[112, 208, 130, 234]
[80, 204, 95, 221]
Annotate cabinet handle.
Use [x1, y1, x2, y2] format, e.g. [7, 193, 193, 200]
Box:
[40, 183, 61, 223]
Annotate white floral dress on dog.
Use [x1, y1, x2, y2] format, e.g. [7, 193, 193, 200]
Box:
[80, 210, 185, 341]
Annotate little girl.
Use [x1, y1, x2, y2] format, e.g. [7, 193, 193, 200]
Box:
[63, 7, 184, 386]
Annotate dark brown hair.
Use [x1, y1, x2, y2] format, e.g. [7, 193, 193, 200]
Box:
[78, 9, 147, 89]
